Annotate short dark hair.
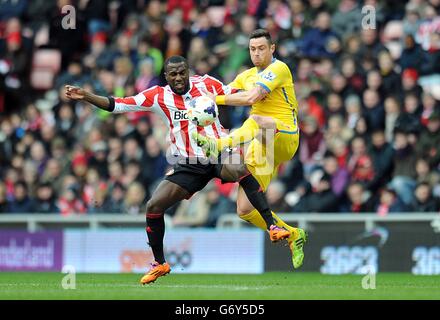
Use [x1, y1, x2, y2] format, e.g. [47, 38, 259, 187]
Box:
[164, 55, 188, 70]
[249, 29, 272, 44]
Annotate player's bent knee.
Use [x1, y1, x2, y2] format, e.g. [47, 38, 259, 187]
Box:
[146, 198, 165, 214]
[235, 164, 250, 181]
[221, 163, 249, 182]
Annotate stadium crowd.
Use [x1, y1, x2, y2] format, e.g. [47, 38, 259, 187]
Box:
[0, 0, 440, 226]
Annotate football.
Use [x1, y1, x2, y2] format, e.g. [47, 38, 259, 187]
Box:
[187, 96, 218, 127]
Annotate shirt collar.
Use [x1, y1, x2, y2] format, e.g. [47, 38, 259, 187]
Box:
[258, 57, 277, 73]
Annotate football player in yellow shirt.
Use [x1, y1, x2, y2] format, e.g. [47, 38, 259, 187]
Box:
[194, 29, 307, 269]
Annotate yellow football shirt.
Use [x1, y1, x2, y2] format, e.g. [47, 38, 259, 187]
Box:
[229, 58, 298, 126]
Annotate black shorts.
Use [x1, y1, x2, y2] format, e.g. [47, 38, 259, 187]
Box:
[164, 162, 224, 196]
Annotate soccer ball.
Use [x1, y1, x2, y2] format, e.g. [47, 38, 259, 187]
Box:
[187, 96, 218, 127]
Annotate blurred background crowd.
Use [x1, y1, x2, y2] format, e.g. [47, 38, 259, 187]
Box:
[0, 0, 440, 226]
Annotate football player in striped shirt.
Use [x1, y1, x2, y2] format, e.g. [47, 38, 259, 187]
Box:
[66, 56, 293, 284]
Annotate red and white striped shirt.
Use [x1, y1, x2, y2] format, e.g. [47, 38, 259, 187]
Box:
[113, 75, 233, 160]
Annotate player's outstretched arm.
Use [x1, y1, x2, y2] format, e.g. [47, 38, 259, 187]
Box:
[65, 85, 115, 112]
[214, 85, 268, 106]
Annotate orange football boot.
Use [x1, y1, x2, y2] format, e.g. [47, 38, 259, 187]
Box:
[140, 261, 171, 285]
[268, 225, 291, 242]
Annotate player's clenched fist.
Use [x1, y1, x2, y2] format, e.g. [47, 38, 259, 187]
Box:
[65, 85, 86, 100]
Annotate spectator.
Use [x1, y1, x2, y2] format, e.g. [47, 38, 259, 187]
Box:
[358, 28, 388, 59]
[378, 51, 402, 95]
[217, 15, 256, 82]
[410, 182, 439, 212]
[71, 153, 89, 182]
[82, 168, 107, 211]
[366, 69, 385, 100]
[345, 94, 362, 130]
[303, 0, 331, 25]
[403, 3, 421, 36]
[299, 12, 339, 59]
[23, 160, 39, 198]
[108, 161, 124, 186]
[415, 158, 440, 196]
[55, 61, 91, 91]
[204, 183, 236, 227]
[7, 181, 35, 213]
[416, 108, 440, 168]
[322, 151, 350, 197]
[340, 182, 375, 213]
[369, 129, 395, 192]
[0, 0, 27, 22]
[376, 187, 409, 216]
[347, 136, 375, 187]
[102, 182, 126, 214]
[293, 171, 339, 213]
[402, 69, 423, 98]
[0, 119, 18, 168]
[29, 141, 49, 177]
[42, 157, 64, 191]
[124, 182, 146, 215]
[325, 93, 345, 119]
[89, 141, 109, 179]
[34, 182, 59, 213]
[0, 182, 8, 213]
[266, 180, 292, 213]
[362, 89, 385, 131]
[340, 56, 364, 95]
[136, 35, 164, 76]
[113, 57, 135, 95]
[331, 0, 362, 38]
[389, 130, 418, 205]
[420, 92, 439, 127]
[107, 137, 124, 163]
[135, 58, 160, 93]
[55, 103, 77, 144]
[142, 136, 168, 188]
[325, 114, 353, 148]
[384, 96, 402, 142]
[173, 181, 234, 228]
[0, 1, 439, 217]
[399, 35, 427, 71]
[122, 160, 145, 188]
[57, 184, 87, 216]
[114, 115, 137, 142]
[299, 116, 326, 176]
[39, 125, 57, 154]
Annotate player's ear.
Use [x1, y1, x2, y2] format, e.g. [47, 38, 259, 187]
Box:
[270, 44, 275, 54]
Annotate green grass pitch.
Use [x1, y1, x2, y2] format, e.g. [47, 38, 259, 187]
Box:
[0, 272, 439, 300]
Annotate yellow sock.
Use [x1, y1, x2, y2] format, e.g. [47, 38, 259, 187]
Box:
[217, 118, 259, 150]
[239, 209, 299, 239]
[239, 209, 267, 230]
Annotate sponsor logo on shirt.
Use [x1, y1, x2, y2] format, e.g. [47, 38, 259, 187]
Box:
[172, 110, 188, 121]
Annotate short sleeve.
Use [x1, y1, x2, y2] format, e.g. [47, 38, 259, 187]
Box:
[255, 63, 286, 93]
[228, 73, 245, 91]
